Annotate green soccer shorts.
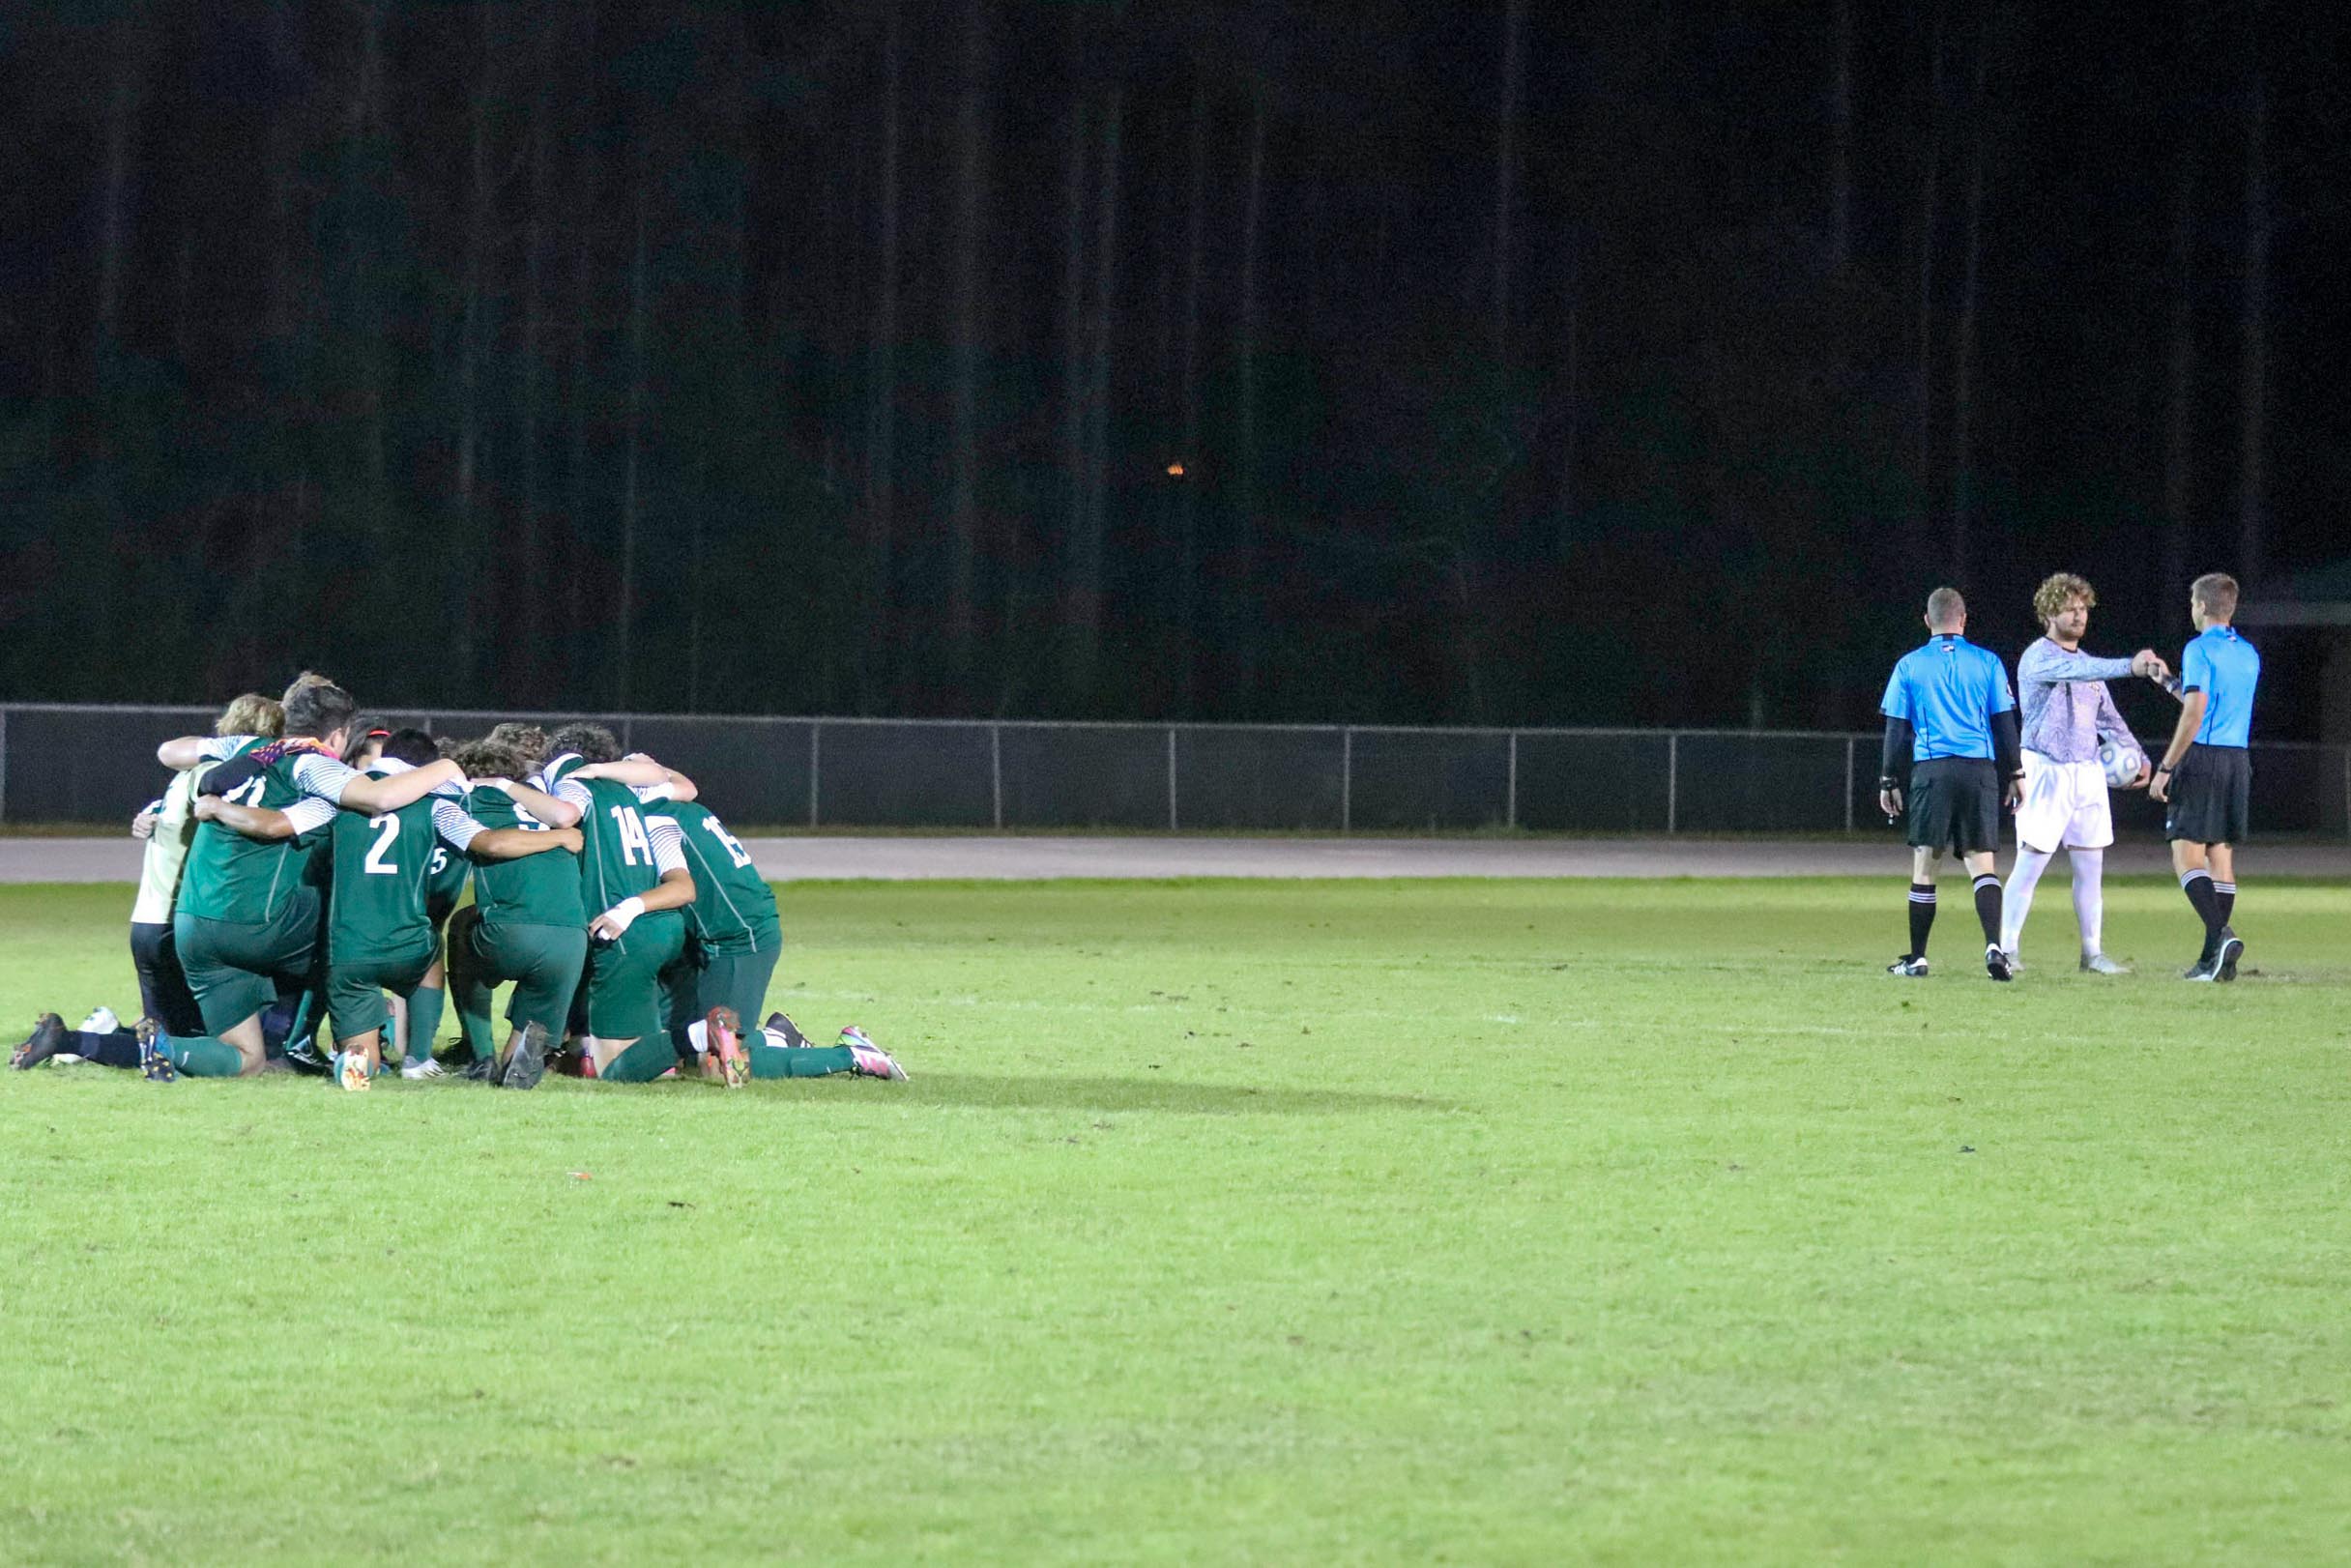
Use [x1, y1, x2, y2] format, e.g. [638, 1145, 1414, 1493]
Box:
[456, 915, 590, 1038]
[325, 939, 439, 1043]
[175, 894, 324, 1036]
[667, 938, 782, 1030]
[581, 910, 688, 1040]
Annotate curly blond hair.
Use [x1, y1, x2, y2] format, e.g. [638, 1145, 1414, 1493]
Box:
[2032, 572, 2096, 624]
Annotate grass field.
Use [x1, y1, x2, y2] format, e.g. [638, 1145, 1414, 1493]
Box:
[4, 874, 2349, 1565]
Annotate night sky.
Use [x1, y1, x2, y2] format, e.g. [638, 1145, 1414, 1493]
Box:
[1, 1, 2341, 737]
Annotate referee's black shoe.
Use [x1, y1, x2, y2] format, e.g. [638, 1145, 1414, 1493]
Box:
[1984, 944, 2014, 982]
[1886, 955, 1930, 977]
[2215, 933, 2244, 983]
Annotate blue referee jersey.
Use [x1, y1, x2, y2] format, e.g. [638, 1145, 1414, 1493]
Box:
[2183, 624, 2259, 748]
[1880, 633, 2016, 762]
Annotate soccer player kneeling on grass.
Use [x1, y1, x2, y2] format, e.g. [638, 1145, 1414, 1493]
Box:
[441, 739, 595, 1087]
[536, 726, 702, 1085]
[1877, 588, 2022, 980]
[1998, 573, 2172, 975]
[592, 756, 903, 1086]
[2149, 572, 2261, 982]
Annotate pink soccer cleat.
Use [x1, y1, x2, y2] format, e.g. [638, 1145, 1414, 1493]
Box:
[838, 1025, 908, 1082]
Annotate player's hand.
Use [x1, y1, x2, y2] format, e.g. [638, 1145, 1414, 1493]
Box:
[2004, 776, 2023, 811]
[1878, 787, 1902, 820]
[2131, 648, 2167, 680]
[131, 809, 159, 842]
[2149, 767, 2172, 803]
[552, 828, 584, 854]
[590, 895, 647, 944]
[2129, 758, 2152, 790]
[624, 751, 656, 765]
[192, 796, 220, 822]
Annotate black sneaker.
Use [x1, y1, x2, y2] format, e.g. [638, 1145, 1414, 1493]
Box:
[501, 1021, 550, 1090]
[1886, 955, 1930, 977]
[135, 1018, 177, 1083]
[2214, 935, 2244, 983]
[764, 1011, 815, 1048]
[459, 1055, 499, 1083]
[282, 1040, 333, 1077]
[10, 1013, 67, 1070]
[1984, 944, 2013, 982]
[2182, 952, 2220, 982]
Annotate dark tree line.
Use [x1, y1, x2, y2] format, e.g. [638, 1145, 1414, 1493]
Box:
[0, 0, 2340, 732]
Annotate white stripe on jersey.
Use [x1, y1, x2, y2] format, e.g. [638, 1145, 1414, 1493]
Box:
[283, 798, 337, 835]
[648, 816, 687, 876]
[430, 799, 485, 854]
[289, 751, 362, 805]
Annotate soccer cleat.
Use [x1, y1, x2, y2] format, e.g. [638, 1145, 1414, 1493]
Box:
[400, 1058, 448, 1081]
[838, 1025, 908, 1082]
[502, 1022, 550, 1090]
[1984, 944, 2013, 982]
[135, 1019, 176, 1083]
[2214, 935, 2244, 983]
[2181, 954, 2220, 981]
[76, 1006, 121, 1035]
[11, 1013, 68, 1070]
[336, 1050, 372, 1093]
[283, 1040, 333, 1077]
[460, 1055, 500, 1082]
[1885, 955, 1930, 977]
[764, 1012, 815, 1049]
[2078, 952, 2130, 975]
[707, 1006, 750, 1089]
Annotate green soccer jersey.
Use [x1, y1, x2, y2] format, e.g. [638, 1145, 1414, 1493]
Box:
[178, 739, 350, 925]
[545, 757, 684, 913]
[458, 783, 585, 927]
[327, 769, 440, 959]
[649, 799, 778, 954]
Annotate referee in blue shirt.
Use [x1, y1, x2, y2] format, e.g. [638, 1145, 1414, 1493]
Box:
[1877, 587, 2024, 980]
[2149, 572, 2260, 980]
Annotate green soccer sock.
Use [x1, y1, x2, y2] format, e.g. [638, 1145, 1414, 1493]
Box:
[749, 1043, 856, 1080]
[164, 1033, 247, 1077]
[450, 973, 498, 1063]
[599, 1035, 681, 1084]
[406, 984, 448, 1063]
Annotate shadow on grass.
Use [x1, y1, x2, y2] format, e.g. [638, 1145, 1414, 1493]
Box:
[912, 1071, 1456, 1117]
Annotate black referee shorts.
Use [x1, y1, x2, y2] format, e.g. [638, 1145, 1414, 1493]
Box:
[1906, 757, 2002, 854]
[2165, 743, 2251, 845]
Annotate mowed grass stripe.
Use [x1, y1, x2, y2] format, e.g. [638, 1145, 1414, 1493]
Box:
[3, 878, 2347, 1565]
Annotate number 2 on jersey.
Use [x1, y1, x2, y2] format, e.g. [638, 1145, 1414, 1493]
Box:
[364, 814, 400, 876]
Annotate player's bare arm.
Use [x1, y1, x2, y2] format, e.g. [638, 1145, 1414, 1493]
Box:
[191, 796, 301, 841]
[336, 757, 466, 816]
[2149, 689, 2208, 804]
[476, 775, 583, 828]
[470, 825, 585, 860]
[573, 756, 699, 800]
[589, 866, 696, 944]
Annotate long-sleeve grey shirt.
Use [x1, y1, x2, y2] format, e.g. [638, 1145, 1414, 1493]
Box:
[2017, 637, 2139, 765]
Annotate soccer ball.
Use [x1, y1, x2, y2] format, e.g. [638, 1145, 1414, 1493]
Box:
[2099, 736, 2146, 789]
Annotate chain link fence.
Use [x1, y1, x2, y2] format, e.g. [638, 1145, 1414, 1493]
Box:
[2, 705, 2345, 838]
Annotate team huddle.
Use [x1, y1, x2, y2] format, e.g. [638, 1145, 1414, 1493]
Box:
[10, 674, 908, 1089]
[1877, 570, 2262, 982]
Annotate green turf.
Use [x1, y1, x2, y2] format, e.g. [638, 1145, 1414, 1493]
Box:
[4, 876, 2348, 1565]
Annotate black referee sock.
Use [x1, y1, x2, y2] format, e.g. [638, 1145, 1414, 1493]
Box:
[2213, 881, 2237, 931]
[1971, 874, 2003, 945]
[73, 1029, 141, 1069]
[1906, 884, 1936, 958]
[2180, 870, 2220, 957]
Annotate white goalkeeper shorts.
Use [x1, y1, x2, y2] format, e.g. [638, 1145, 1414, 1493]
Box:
[2015, 753, 2112, 853]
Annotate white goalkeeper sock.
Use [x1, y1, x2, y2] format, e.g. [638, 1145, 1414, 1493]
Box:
[2071, 848, 2105, 954]
[2001, 845, 2053, 952]
[683, 1018, 709, 1055]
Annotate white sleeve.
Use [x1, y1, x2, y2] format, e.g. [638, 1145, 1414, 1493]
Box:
[647, 814, 687, 876]
[198, 735, 256, 762]
[289, 752, 362, 805]
[432, 799, 484, 854]
[633, 782, 678, 804]
[283, 798, 337, 836]
[550, 776, 594, 814]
